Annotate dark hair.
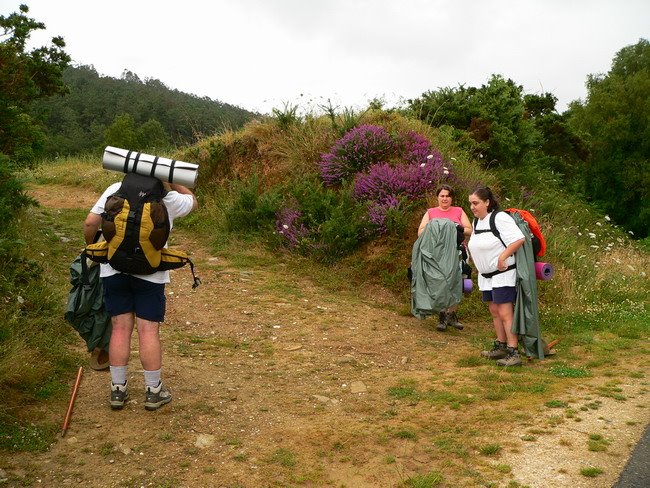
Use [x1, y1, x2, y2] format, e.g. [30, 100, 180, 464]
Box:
[436, 185, 455, 200]
[471, 186, 500, 212]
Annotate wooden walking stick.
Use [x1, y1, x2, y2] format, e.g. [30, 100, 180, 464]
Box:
[61, 366, 83, 437]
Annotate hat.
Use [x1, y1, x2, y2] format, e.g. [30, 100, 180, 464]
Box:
[89, 347, 110, 371]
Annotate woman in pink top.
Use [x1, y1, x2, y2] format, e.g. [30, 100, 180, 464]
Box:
[417, 185, 472, 331]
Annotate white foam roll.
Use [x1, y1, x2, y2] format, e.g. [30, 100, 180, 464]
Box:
[102, 146, 199, 188]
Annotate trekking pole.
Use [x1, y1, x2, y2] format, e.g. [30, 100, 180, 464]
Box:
[61, 366, 83, 437]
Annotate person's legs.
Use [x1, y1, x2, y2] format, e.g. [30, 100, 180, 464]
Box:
[494, 302, 517, 348]
[481, 292, 508, 359]
[137, 318, 162, 371]
[109, 313, 135, 367]
[487, 301, 507, 342]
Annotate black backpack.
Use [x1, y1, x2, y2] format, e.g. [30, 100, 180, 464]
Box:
[85, 173, 200, 287]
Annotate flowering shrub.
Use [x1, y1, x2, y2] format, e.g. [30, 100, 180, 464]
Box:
[319, 124, 395, 185]
[353, 152, 446, 202]
[316, 124, 457, 238]
[398, 130, 433, 165]
[275, 207, 309, 248]
[367, 196, 402, 235]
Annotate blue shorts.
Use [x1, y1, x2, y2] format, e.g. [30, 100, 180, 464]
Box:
[482, 286, 517, 304]
[102, 274, 166, 322]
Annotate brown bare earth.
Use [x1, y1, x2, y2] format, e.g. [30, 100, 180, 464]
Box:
[4, 185, 648, 487]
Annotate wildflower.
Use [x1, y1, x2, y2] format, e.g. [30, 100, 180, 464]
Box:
[578, 232, 582, 236]
[605, 215, 611, 221]
[529, 208, 535, 212]
[628, 230, 634, 235]
[505, 197, 511, 201]
[590, 245, 599, 249]
[282, 224, 289, 229]
[443, 170, 449, 175]
[596, 222, 602, 226]
[420, 163, 426, 167]
[578, 255, 586, 259]
[588, 233, 596, 238]
[450, 157, 457, 161]
[427, 154, 434, 160]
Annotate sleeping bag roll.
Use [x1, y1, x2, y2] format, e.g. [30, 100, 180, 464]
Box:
[102, 146, 199, 188]
[535, 262, 554, 281]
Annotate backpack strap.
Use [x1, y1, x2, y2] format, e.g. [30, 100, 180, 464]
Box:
[472, 211, 507, 249]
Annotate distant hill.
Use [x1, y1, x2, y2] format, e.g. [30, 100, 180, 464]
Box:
[30, 65, 256, 156]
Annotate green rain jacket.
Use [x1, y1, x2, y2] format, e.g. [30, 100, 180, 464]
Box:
[64, 253, 111, 352]
[411, 218, 462, 319]
[510, 211, 546, 359]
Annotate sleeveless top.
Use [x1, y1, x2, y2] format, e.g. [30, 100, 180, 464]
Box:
[427, 206, 463, 225]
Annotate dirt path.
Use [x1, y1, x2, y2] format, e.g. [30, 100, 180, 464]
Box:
[4, 185, 648, 487]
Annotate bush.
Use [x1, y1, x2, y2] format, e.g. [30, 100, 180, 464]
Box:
[319, 124, 395, 185]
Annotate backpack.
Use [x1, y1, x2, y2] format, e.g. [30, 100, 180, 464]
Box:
[474, 208, 546, 259]
[84, 173, 200, 288]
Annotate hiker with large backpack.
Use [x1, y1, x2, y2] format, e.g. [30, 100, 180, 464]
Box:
[467, 187, 525, 367]
[83, 173, 197, 411]
[415, 185, 472, 330]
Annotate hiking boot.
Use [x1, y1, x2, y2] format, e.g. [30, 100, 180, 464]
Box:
[144, 382, 172, 411]
[481, 340, 508, 360]
[446, 312, 464, 330]
[110, 381, 129, 410]
[496, 347, 523, 367]
[436, 312, 447, 331]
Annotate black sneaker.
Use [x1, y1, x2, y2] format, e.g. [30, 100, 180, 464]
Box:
[446, 312, 464, 330]
[496, 347, 523, 367]
[144, 382, 172, 411]
[480, 340, 508, 360]
[436, 312, 447, 331]
[110, 381, 129, 410]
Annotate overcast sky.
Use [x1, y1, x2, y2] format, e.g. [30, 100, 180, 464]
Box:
[3, 0, 649, 114]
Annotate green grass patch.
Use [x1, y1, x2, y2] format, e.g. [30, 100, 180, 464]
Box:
[270, 448, 297, 468]
[545, 400, 568, 408]
[0, 421, 59, 452]
[479, 443, 502, 456]
[403, 471, 444, 487]
[580, 467, 603, 477]
[549, 364, 591, 378]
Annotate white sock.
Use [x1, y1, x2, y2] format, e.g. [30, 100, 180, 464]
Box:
[110, 365, 127, 385]
[144, 369, 161, 388]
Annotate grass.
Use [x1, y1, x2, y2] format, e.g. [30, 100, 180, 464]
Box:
[580, 467, 604, 477]
[403, 471, 444, 487]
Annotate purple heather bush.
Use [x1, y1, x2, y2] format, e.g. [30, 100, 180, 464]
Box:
[319, 124, 395, 185]
[367, 195, 402, 235]
[353, 151, 446, 202]
[275, 207, 309, 248]
[399, 130, 433, 165]
[318, 124, 457, 236]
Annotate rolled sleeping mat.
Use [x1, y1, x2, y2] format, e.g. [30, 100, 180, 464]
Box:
[463, 278, 473, 294]
[103, 146, 199, 188]
[535, 262, 554, 281]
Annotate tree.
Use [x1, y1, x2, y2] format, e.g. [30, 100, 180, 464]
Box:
[568, 39, 650, 238]
[104, 113, 138, 149]
[137, 118, 170, 150]
[0, 4, 70, 167]
[408, 75, 539, 168]
[0, 4, 69, 228]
